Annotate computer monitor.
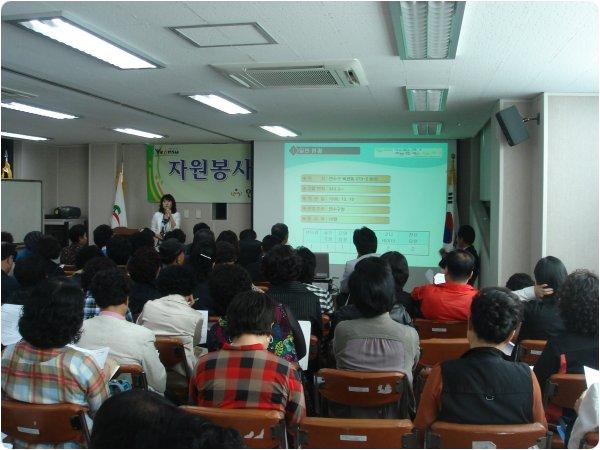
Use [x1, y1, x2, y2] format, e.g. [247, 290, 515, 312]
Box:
[314, 252, 330, 280]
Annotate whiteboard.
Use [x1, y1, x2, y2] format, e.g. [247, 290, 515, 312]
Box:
[1, 180, 43, 243]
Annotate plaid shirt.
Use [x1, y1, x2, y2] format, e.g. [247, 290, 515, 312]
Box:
[84, 291, 133, 322]
[1, 341, 109, 448]
[190, 343, 305, 425]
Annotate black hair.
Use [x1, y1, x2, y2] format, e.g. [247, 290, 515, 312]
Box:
[214, 241, 238, 264]
[13, 255, 47, 287]
[470, 287, 523, 343]
[93, 225, 113, 248]
[106, 235, 133, 266]
[1, 242, 17, 261]
[457, 225, 476, 245]
[164, 229, 186, 244]
[353, 227, 377, 256]
[239, 229, 257, 241]
[156, 265, 194, 297]
[227, 291, 275, 339]
[127, 247, 161, 284]
[445, 249, 475, 281]
[506, 273, 535, 291]
[158, 194, 177, 214]
[380, 251, 409, 290]
[238, 239, 262, 267]
[558, 269, 598, 336]
[81, 256, 117, 292]
[168, 410, 245, 449]
[348, 257, 395, 318]
[271, 223, 289, 243]
[262, 244, 302, 285]
[193, 222, 210, 234]
[130, 228, 156, 253]
[90, 268, 130, 308]
[296, 246, 316, 284]
[216, 230, 239, 255]
[1, 232, 14, 243]
[68, 224, 87, 244]
[208, 264, 252, 315]
[23, 231, 43, 251]
[534, 256, 567, 301]
[75, 245, 104, 270]
[158, 239, 185, 265]
[261, 234, 280, 253]
[35, 235, 61, 260]
[189, 231, 216, 281]
[19, 278, 84, 349]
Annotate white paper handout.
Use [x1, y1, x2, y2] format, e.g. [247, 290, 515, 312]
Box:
[1, 304, 24, 346]
[67, 344, 110, 369]
[198, 310, 209, 344]
[297, 320, 312, 371]
[584, 366, 600, 387]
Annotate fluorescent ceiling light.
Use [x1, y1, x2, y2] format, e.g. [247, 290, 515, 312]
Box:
[389, 2, 465, 60]
[412, 122, 443, 136]
[14, 16, 158, 69]
[1, 101, 78, 119]
[1, 131, 49, 141]
[188, 94, 252, 115]
[259, 125, 298, 137]
[113, 128, 164, 139]
[406, 89, 448, 111]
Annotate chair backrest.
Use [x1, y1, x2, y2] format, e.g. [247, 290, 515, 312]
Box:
[318, 368, 406, 408]
[418, 339, 470, 367]
[298, 417, 417, 449]
[181, 406, 286, 449]
[154, 336, 190, 378]
[113, 363, 148, 389]
[1, 400, 91, 447]
[543, 373, 587, 410]
[518, 340, 547, 366]
[414, 319, 468, 339]
[425, 421, 550, 449]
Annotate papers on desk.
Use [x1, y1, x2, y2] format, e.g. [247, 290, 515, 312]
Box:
[584, 366, 600, 387]
[198, 310, 209, 344]
[297, 321, 312, 372]
[425, 269, 446, 285]
[1, 304, 23, 346]
[67, 345, 110, 370]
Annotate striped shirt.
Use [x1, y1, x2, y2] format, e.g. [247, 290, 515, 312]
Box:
[303, 283, 334, 314]
[191, 343, 305, 425]
[267, 281, 323, 337]
[1, 341, 109, 448]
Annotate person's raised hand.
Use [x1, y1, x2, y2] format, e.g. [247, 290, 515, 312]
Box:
[534, 283, 553, 299]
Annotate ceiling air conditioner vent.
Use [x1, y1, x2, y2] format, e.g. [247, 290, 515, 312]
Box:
[212, 59, 368, 89]
[1, 87, 38, 101]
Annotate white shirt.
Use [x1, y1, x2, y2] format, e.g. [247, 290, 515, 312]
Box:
[151, 211, 181, 237]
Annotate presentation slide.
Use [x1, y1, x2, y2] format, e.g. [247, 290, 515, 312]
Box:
[283, 142, 448, 267]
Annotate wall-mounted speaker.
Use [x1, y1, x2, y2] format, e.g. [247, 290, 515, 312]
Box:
[495, 105, 529, 147]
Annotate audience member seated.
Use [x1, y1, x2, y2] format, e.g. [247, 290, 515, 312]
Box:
[137, 265, 204, 376]
[340, 227, 378, 294]
[59, 224, 88, 265]
[15, 230, 42, 261]
[185, 222, 211, 255]
[127, 247, 162, 318]
[71, 245, 104, 287]
[78, 268, 166, 394]
[1, 242, 19, 303]
[158, 238, 185, 266]
[1, 278, 109, 448]
[191, 291, 305, 425]
[238, 228, 261, 267]
[130, 228, 155, 253]
[534, 270, 598, 421]
[246, 234, 279, 282]
[519, 256, 567, 341]
[164, 228, 186, 244]
[35, 235, 66, 277]
[332, 257, 420, 418]
[6, 255, 47, 305]
[216, 230, 240, 256]
[271, 222, 289, 244]
[412, 249, 477, 321]
[414, 287, 546, 434]
[93, 224, 113, 255]
[263, 244, 323, 339]
[439, 225, 480, 286]
[1, 231, 14, 243]
[187, 230, 216, 312]
[296, 246, 334, 314]
[214, 241, 238, 265]
[207, 264, 305, 363]
[381, 251, 415, 323]
[106, 235, 133, 266]
[89, 389, 244, 449]
[506, 272, 535, 291]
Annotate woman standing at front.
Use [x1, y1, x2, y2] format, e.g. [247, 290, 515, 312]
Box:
[151, 194, 181, 240]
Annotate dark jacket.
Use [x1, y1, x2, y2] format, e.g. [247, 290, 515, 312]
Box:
[519, 297, 566, 341]
[1, 271, 19, 304]
[268, 281, 323, 338]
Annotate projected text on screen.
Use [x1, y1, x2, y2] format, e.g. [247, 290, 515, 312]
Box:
[284, 142, 448, 267]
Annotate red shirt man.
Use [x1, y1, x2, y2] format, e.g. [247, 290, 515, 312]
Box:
[412, 249, 478, 321]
